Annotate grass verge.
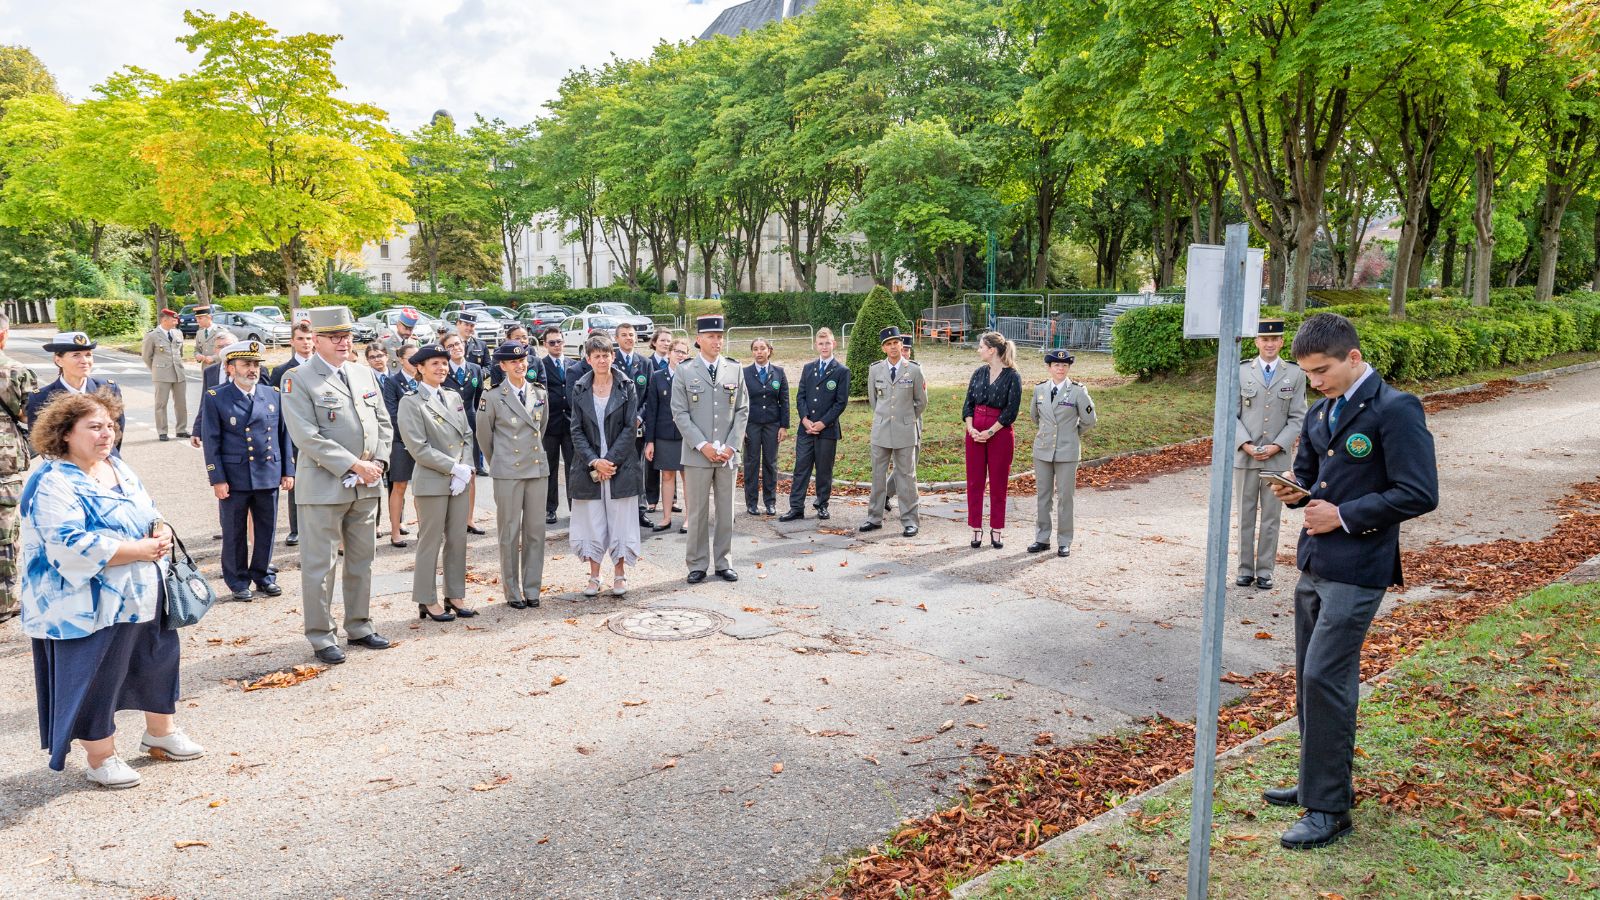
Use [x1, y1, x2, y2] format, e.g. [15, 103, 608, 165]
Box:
[971, 579, 1600, 899]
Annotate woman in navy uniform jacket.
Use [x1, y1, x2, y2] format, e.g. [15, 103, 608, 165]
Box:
[27, 333, 125, 451]
[642, 337, 690, 533]
[1267, 313, 1438, 851]
[741, 338, 789, 516]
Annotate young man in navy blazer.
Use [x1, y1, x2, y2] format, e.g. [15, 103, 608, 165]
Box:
[780, 328, 848, 521]
[1268, 312, 1438, 850]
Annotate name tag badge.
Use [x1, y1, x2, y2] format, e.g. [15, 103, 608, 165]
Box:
[363, 390, 378, 399]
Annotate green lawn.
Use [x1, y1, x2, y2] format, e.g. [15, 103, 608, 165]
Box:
[971, 579, 1600, 899]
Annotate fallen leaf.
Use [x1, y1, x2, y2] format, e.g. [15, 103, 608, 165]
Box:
[564, 618, 579, 626]
[937, 720, 955, 733]
[862, 755, 880, 765]
[1254, 631, 1274, 640]
[471, 774, 513, 792]
[575, 746, 594, 755]
[961, 694, 982, 705]
[771, 761, 784, 774]
[657, 757, 679, 771]
[914, 602, 928, 611]
[173, 840, 210, 849]
[742, 606, 762, 613]
[241, 665, 324, 692]
[805, 728, 857, 738]
[537, 835, 550, 845]
[839, 560, 849, 567]
[622, 699, 648, 707]
[550, 675, 567, 687]
[207, 799, 226, 808]
[964, 722, 988, 729]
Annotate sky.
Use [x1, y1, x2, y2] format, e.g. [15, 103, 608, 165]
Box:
[0, 0, 732, 130]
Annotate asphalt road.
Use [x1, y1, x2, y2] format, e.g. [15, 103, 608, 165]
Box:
[1, 326, 1596, 899]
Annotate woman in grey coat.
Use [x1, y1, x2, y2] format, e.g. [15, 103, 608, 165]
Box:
[397, 343, 477, 621]
[568, 334, 643, 596]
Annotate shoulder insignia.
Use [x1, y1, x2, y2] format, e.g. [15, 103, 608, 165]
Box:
[478, 397, 488, 411]
[207, 389, 216, 396]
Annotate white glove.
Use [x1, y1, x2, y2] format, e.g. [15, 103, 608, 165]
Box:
[341, 472, 359, 489]
[449, 463, 474, 496]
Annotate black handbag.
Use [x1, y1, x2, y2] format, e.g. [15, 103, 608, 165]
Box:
[162, 530, 218, 629]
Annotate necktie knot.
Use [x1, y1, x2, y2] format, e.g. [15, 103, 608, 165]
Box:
[1050, 385, 1058, 402]
[1331, 395, 1347, 428]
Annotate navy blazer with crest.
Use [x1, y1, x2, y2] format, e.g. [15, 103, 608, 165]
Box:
[794, 357, 849, 440]
[1288, 370, 1438, 588]
[744, 362, 790, 428]
[641, 367, 682, 444]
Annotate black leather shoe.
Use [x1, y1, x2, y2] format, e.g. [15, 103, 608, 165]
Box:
[651, 522, 673, 533]
[901, 525, 919, 537]
[746, 504, 760, 516]
[286, 533, 299, 546]
[717, 568, 739, 582]
[257, 582, 283, 597]
[687, 570, 707, 585]
[1058, 546, 1071, 557]
[764, 503, 776, 516]
[444, 601, 478, 618]
[778, 509, 805, 522]
[1027, 542, 1049, 553]
[158, 434, 170, 442]
[508, 598, 529, 610]
[640, 511, 656, 528]
[475, 467, 490, 477]
[1256, 576, 1275, 590]
[545, 512, 558, 525]
[231, 588, 254, 602]
[348, 633, 392, 650]
[816, 505, 831, 520]
[466, 525, 487, 536]
[672, 504, 682, 513]
[528, 596, 541, 608]
[858, 521, 882, 532]
[1235, 575, 1254, 587]
[390, 539, 410, 548]
[177, 431, 190, 438]
[1280, 810, 1353, 849]
[1263, 785, 1299, 807]
[314, 645, 346, 665]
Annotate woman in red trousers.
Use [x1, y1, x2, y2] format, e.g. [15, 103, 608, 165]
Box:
[962, 331, 1022, 548]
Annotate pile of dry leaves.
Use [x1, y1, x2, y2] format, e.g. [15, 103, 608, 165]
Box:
[831, 478, 1600, 899]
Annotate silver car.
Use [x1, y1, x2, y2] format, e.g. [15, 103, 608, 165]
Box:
[213, 311, 293, 346]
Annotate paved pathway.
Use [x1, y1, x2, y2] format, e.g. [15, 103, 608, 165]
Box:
[2, 326, 1595, 899]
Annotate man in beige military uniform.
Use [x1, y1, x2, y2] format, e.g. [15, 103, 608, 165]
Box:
[192, 306, 229, 369]
[860, 327, 927, 537]
[0, 313, 38, 622]
[141, 308, 189, 440]
[397, 342, 477, 622]
[280, 306, 394, 664]
[1028, 349, 1096, 557]
[670, 315, 749, 584]
[380, 306, 423, 371]
[1234, 318, 1308, 590]
[476, 341, 550, 609]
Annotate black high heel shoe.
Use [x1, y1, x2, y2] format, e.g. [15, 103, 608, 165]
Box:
[971, 530, 983, 549]
[418, 603, 456, 622]
[444, 600, 478, 618]
[990, 529, 1004, 550]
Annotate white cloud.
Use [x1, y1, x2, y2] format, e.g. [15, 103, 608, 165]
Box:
[0, 0, 731, 130]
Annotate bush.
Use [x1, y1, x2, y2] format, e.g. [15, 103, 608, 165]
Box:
[1111, 304, 1215, 376]
[843, 286, 911, 397]
[56, 297, 143, 337]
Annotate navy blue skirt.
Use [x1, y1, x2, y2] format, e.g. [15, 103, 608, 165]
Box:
[32, 618, 181, 771]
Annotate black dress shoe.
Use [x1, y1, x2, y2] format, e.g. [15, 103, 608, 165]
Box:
[687, 570, 707, 584]
[528, 597, 541, 608]
[231, 588, 254, 602]
[257, 582, 283, 597]
[1256, 576, 1275, 590]
[418, 604, 456, 622]
[639, 512, 656, 528]
[399, 526, 411, 535]
[444, 600, 478, 618]
[816, 505, 831, 520]
[717, 568, 739, 582]
[508, 598, 529, 610]
[746, 504, 760, 516]
[777, 509, 805, 522]
[765, 503, 776, 516]
[158, 434, 171, 442]
[476, 467, 490, 477]
[1280, 810, 1353, 849]
[858, 521, 882, 532]
[677, 526, 686, 534]
[466, 525, 487, 536]
[1027, 542, 1049, 553]
[546, 512, 558, 525]
[177, 431, 190, 438]
[390, 539, 410, 548]
[286, 533, 299, 546]
[314, 645, 347, 665]
[651, 522, 673, 533]
[1058, 546, 1071, 557]
[1262, 785, 1299, 807]
[348, 633, 392, 650]
[1235, 575, 1255, 587]
[901, 525, 918, 537]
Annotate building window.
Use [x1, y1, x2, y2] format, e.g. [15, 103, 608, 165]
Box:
[608, 260, 617, 279]
[381, 273, 392, 291]
[537, 265, 544, 277]
[410, 280, 421, 292]
[536, 231, 545, 251]
[379, 240, 390, 259]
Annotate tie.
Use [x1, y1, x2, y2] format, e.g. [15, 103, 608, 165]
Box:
[1264, 364, 1275, 386]
[708, 362, 718, 382]
[338, 368, 350, 391]
[551, 361, 564, 384]
[517, 388, 526, 408]
[758, 366, 766, 383]
[889, 364, 898, 383]
[1050, 384, 1058, 403]
[1330, 395, 1347, 430]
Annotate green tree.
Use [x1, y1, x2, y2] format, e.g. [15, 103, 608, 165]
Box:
[404, 215, 502, 289]
[844, 285, 912, 398]
[0, 45, 60, 119]
[467, 115, 540, 289]
[404, 111, 487, 292]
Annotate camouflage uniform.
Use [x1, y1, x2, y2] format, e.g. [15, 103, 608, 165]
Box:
[0, 349, 38, 620]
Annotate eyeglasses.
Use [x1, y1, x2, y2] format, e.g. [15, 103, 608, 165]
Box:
[545, 341, 562, 347]
[324, 334, 353, 344]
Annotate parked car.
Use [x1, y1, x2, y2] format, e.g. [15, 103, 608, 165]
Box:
[356, 307, 448, 344]
[581, 302, 653, 334]
[213, 311, 294, 346]
[440, 304, 505, 347]
[177, 303, 202, 337]
[516, 303, 572, 332]
[561, 314, 621, 356]
[253, 306, 287, 322]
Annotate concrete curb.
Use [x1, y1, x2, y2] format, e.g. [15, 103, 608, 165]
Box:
[949, 548, 1600, 899]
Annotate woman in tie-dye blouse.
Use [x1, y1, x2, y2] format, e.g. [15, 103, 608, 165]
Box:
[20, 391, 205, 788]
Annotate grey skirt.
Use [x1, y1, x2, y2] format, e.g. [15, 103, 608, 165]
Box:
[651, 439, 684, 472]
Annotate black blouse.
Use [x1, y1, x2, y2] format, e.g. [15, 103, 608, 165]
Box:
[961, 365, 1022, 427]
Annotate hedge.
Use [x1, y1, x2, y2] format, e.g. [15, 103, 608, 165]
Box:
[1112, 293, 1600, 381]
[56, 296, 147, 337]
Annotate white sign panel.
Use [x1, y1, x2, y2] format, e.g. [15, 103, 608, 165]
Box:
[1184, 243, 1265, 338]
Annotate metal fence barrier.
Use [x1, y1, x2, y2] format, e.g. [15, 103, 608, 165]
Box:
[727, 324, 815, 360]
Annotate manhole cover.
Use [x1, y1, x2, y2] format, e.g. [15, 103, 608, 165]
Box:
[608, 607, 730, 641]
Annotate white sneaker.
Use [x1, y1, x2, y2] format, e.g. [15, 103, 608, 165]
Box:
[85, 756, 141, 789]
[140, 729, 206, 761]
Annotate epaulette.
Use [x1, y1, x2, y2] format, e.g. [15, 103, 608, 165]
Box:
[206, 389, 216, 396]
[478, 397, 488, 411]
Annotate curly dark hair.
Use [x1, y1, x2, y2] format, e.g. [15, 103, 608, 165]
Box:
[30, 389, 124, 459]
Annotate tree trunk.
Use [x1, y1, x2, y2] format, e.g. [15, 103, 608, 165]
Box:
[700, 244, 715, 298]
[1535, 214, 1562, 303]
[1593, 203, 1600, 289]
[1470, 146, 1496, 306]
[226, 254, 237, 296]
[1288, 212, 1319, 313]
[1440, 229, 1457, 291]
[147, 226, 167, 310]
[281, 238, 302, 316]
[1267, 240, 1286, 308]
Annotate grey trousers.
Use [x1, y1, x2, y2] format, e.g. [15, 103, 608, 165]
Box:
[1034, 460, 1078, 546]
[493, 476, 548, 605]
[684, 464, 734, 573]
[866, 444, 918, 527]
[153, 380, 188, 436]
[413, 492, 470, 607]
[1293, 571, 1386, 813]
[1234, 468, 1284, 579]
[299, 497, 378, 649]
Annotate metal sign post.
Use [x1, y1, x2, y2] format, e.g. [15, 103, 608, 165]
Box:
[1185, 222, 1250, 899]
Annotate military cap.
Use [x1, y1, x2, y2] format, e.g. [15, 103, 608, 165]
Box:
[398, 307, 421, 328]
[43, 332, 96, 352]
[492, 341, 529, 362]
[193, 305, 213, 316]
[306, 306, 355, 334]
[1044, 349, 1075, 365]
[222, 340, 264, 363]
[879, 325, 904, 345]
[1258, 319, 1285, 335]
[458, 310, 479, 325]
[695, 314, 725, 333]
[410, 342, 450, 366]
[158, 308, 179, 319]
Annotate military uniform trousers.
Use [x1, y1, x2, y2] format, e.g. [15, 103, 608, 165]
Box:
[788, 433, 837, 512]
[219, 488, 278, 592]
[493, 476, 548, 605]
[685, 464, 735, 572]
[1234, 468, 1284, 580]
[153, 381, 189, 436]
[743, 422, 780, 507]
[414, 492, 471, 607]
[1293, 571, 1387, 813]
[544, 428, 574, 515]
[0, 475, 21, 620]
[865, 445, 919, 528]
[1033, 461, 1078, 547]
[299, 497, 379, 650]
